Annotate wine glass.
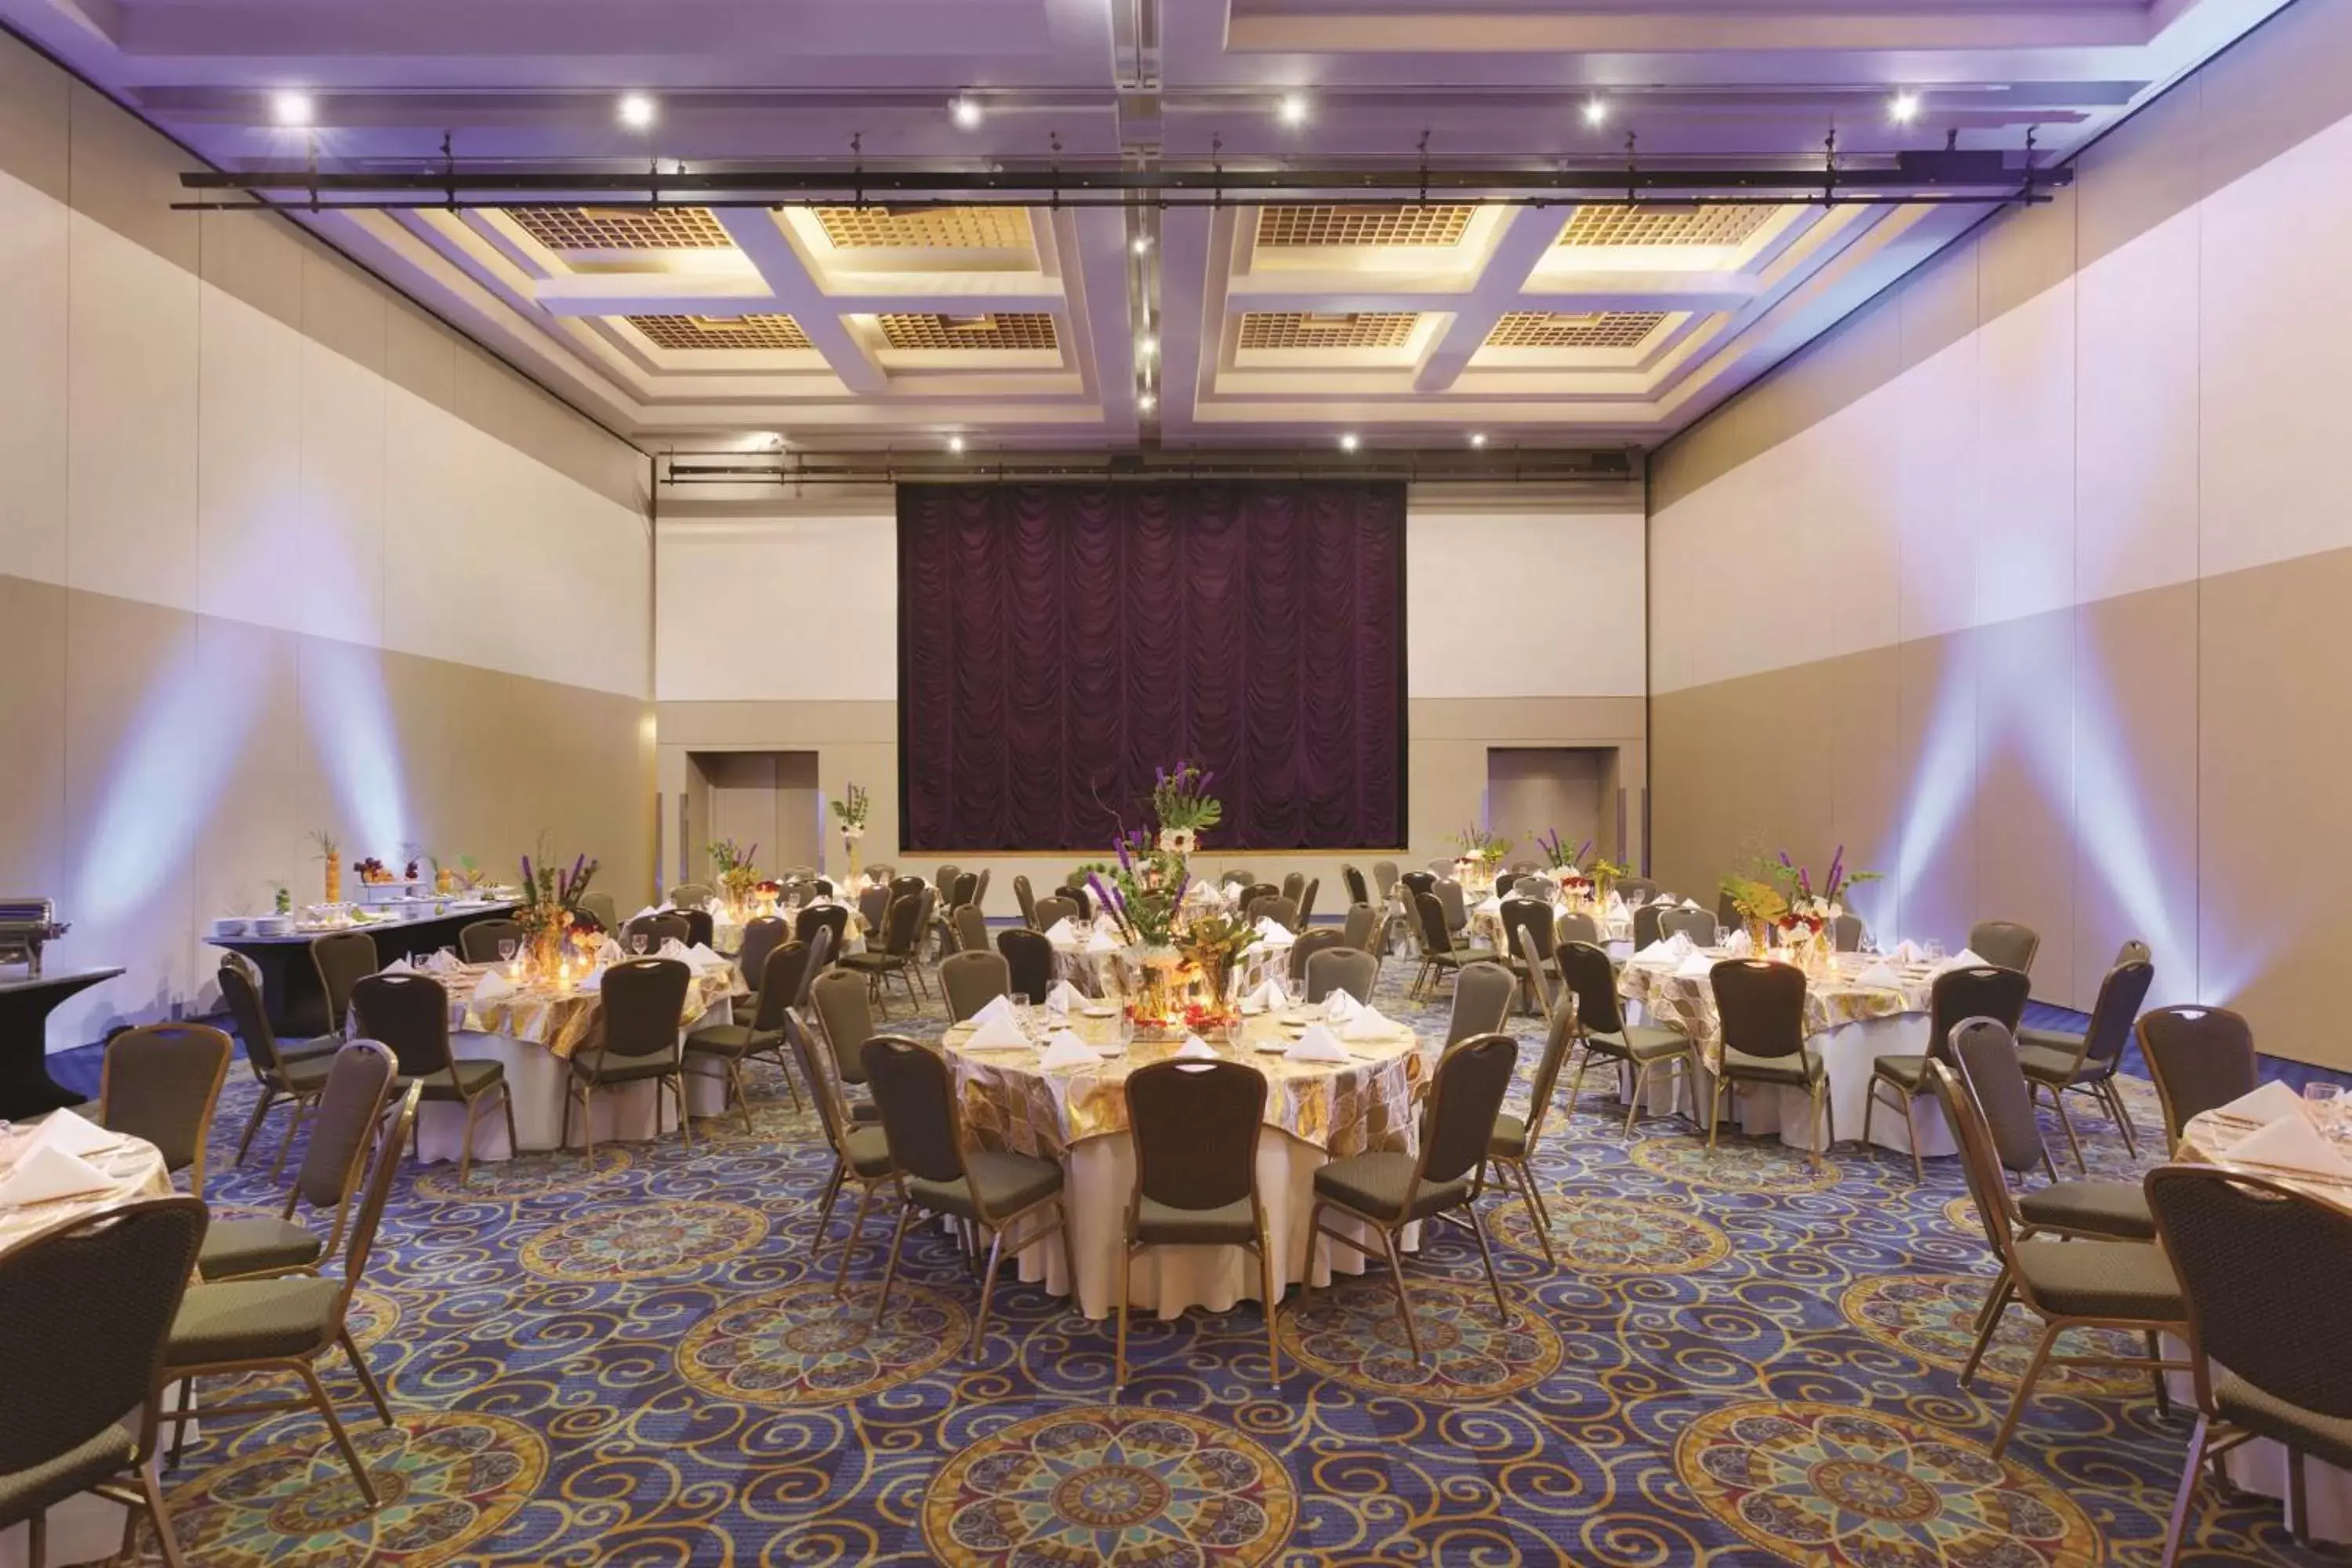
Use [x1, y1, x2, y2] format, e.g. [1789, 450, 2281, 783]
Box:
[496, 938, 518, 964]
[2305, 1082, 2344, 1137]
[1926, 938, 1945, 964]
[630, 932, 649, 957]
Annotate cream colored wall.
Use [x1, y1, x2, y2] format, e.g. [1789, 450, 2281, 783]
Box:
[1646, 0, 2352, 1064]
[0, 34, 655, 1048]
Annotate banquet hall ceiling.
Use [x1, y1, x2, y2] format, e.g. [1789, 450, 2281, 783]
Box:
[0, 0, 2295, 455]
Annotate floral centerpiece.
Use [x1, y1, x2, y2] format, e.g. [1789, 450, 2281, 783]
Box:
[1719, 867, 1789, 955]
[1454, 826, 1510, 895]
[1766, 848, 1878, 965]
[829, 784, 870, 880]
[708, 839, 760, 911]
[1150, 761, 1221, 857]
[517, 846, 600, 977]
[1080, 757, 1250, 1036]
[1178, 908, 1258, 1028]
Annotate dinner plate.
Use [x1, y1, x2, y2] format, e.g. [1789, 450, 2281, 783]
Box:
[1081, 1004, 1117, 1018]
[1252, 1038, 1291, 1053]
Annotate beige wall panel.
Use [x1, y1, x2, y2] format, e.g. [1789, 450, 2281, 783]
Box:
[0, 165, 69, 586]
[2075, 73, 2204, 270]
[0, 577, 69, 896]
[1892, 335, 1980, 642]
[1890, 631, 1980, 949]
[296, 337, 390, 644]
[1896, 231, 1980, 371]
[65, 81, 195, 270]
[2070, 585, 2199, 1011]
[299, 243, 388, 376]
[195, 285, 304, 626]
[1973, 282, 2077, 627]
[1975, 182, 2077, 326]
[383, 297, 459, 410]
[2198, 553, 2352, 1067]
[1970, 608, 2078, 1004]
[1826, 644, 1904, 941]
[2195, 0, 2352, 199]
[196, 207, 304, 333]
[2074, 207, 2201, 605]
[0, 37, 67, 200]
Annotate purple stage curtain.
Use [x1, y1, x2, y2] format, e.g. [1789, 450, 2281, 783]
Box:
[898, 481, 1406, 852]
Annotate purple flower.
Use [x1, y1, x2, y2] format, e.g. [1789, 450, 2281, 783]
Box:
[521, 855, 535, 890]
[1575, 838, 1592, 865]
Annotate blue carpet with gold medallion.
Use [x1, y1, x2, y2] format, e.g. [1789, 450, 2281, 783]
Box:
[122, 965, 2335, 1567]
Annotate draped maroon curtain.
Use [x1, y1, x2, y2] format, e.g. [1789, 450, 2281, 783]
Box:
[898, 481, 1406, 851]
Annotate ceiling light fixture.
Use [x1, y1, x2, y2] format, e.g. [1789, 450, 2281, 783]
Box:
[1131, 234, 1152, 256]
[1278, 93, 1310, 128]
[1889, 91, 1922, 125]
[270, 90, 314, 129]
[1582, 96, 1608, 129]
[1138, 390, 1157, 413]
[1138, 333, 1158, 358]
[1469, 432, 1488, 448]
[1338, 432, 1360, 453]
[951, 96, 984, 130]
[947, 435, 967, 454]
[617, 93, 657, 130]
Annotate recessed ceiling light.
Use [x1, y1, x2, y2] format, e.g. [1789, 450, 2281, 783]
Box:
[617, 93, 657, 130]
[1138, 390, 1157, 412]
[1278, 93, 1310, 128]
[1131, 234, 1152, 256]
[270, 90, 313, 129]
[1469, 432, 1487, 448]
[1889, 91, 1922, 125]
[947, 435, 967, 454]
[951, 96, 984, 130]
[1138, 333, 1158, 358]
[1338, 432, 1359, 453]
[1582, 97, 1608, 129]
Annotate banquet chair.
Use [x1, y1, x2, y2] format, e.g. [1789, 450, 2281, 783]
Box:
[459, 919, 525, 964]
[1559, 940, 1693, 1134]
[840, 894, 925, 1018]
[670, 882, 713, 908]
[1949, 1019, 2155, 1239]
[1407, 891, 1469, 1002]
[1617, 877, 1657, 908]
[1255, 895, 1301, 933]
[1340, 902, 1377, 956]
[1631, 904, 1668, 950]
[1968, 920, 2042, 975]
[218, 959, 338, 1178]
[1297, 878, 1321, 927]
[1436, 878, 1470, 938]
[162, 1085, 421, 1505]
[1399, 870, 1436, 901]
[1428, 858, 1457, 879]
[1827, 913, 1865, 952]
[784, 1011, 900, 1290]
[811, 969, 884, 1126]
[1279, 871, 1307, 906]
[889, 873, 927, 900]
[1288, 927, 1345, 986]
[1865, 964, 2032, 1181]
[1058, 883, 1093, 918]
[98, 1023, 232, 1201]
[1929, 1062, 2184, 1457]
[810, 877, 833, 899]
[1371, 861, 1399, 902]
[575, 891, 618, 934]
[681, 908, 717, 951]
[1305, 946, 1377, 1007]
[350, 971, 514, 1185]
[1716, 889, 1742, 934]
[687, 939, 810, 1130]
[913, 887, 942, 965]
[1013, 874, 1040, 930]
[0, 1195, 209, 1568]
[971, 869, 992, 912]
[625, 912, 691, 950]
[1708, 960, 1831, 1161]
[2136, 1005, 2258, 1145]
[938, 874, 979, 956]
[1555, 909, 1599, 949]
[1116, 1059, 1281, 1388]
[796, 901, 849, 956]
[793, 927, 836, 1014]
[950, 903, 989, 956]
[857, 883, 891, 935]
[2145, 1163, 2352, 1562]
[735, 915, 790, 993]
[941, 951, 1012, 1023]
[1487, 1005, 1576, 1262]
[565, 958, 695, 1156]
[1341, 864, 1372, 909]
[1446, 960, 1516, 1047]
[1498, 897, 1554, 1010]
[198, 1041, 397, 1285]
[1031, 895, 1078, 934]
[310, 931, 378, 1042]
[2115, 938, 2153, 967]
[1514, 927, 1563, 1031]
[935, 865, 962, 898]
[1301, 1033, 1518, 1364]
[2016, 956, 2157, 1167]
[862, 1036, 1076, 1361]
[1240, 884, 1280, 920]
[998, 927, 1055, 1004]
[1659, 908, 1718, 946]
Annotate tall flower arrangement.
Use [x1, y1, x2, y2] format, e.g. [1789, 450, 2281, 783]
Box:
[830, 783, 870, 880]
[1149, 761, 1221, 856]
[1767, 848, 1879, 953]
[707, 838, 760, 909]
[517, 846, 600, 972]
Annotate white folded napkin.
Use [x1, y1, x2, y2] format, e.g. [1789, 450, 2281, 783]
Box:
[1174, 1033, 1218, 1062]
[1722, 928, 1753, 956]
[420, 949, 457, 975]
[969, 994, 1017, 1028]
[1287, 1023, 1349, 1062]
[30, 1107, 113, 1157]
[1632, 938, 1680, 963]
[1340, 1006, 1399, 1042]
[1044, 979, 1087, 1016]
[1044, 917, 1078, 945]
[1085, 927, 1121, 953]
[1650, 892, 1675, 907]
[379, 955, 414, 975]
[2229, 1112, 2352, 1177]
[1037, 1031, 1104, 1071]
[1606, 892, 1627, 917]
[1673, 952, 1716, 980]
[1679, 897, 1702, 910]
[0, 1143, 113, 1207]
[1243, 979, 1287, 1011]
[658, 937, 692, 962]
[597, 936, 625, 965]
[1890, 939, 1926, 964]
[2216, 1080, 2305, 1124]
[575, 967, 604, 992]
[685, 943, 730, 973]
[1937, 946, 1991, 973]
[1322, 989, 1363, 1022]
[1855, 961, 1904, 990]
[964, 1014, 1030, 1051]
[633, 905, 660, 922]
[470, 968, 516, 1004]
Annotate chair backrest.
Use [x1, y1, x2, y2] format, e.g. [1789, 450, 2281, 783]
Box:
[1341, 864, 1371, 907]
[1515, 926, 1559, 1025]
[754, 939, 811, 1032]
[459, 918, 525, 964]
[1255, 895, 1301, 933]
[1127, 1059, 1267, 1217]
[1446, 960, 1516, 1046]
[1926, 1060, 2024, 1272]
[857, 884, 891, 933]
[350, 971, 454, 1080]
[1412, 890, 1454, 956]
[1557, 940, 1624, 1038]
[1968, 920, 2042, 975]
[1926, 966, 2031, 1062]
[862, 1036, 964, 1185]
[681, 909, 717, 949]
[1947, 1017, 2048, 1179]
[1523, 1005, 1578, 1145]
[1418, 1034, 1519, 1188]
[949, 871, 979, 909]
[794, 926, 836, 1011]
[1305, 946, 1377, 1006]
[1499, 898, 1555, 965]
[889, 874, 927, 902]
[626, 912, 691, 949]
[2114, 938, 2152, 967]
[2147, 1163, 2352, 1422]
[1032, 895, 1078, 932]
[971, 868, 991, 909]
[951, 903, 989, 956]
[1058, 883, 1094, 918]
[1661, 908, 1718, 946]
[2136, 1004, 2257, 1142]
[941, 950, 1011, 1022]
[0, 1193, 208, 1475]
[880, 893, 925, 957]
[935, 864, 961, 897]
[1435, 877, 1469, 931]
[1279, 871, 1306, 905]
[1372, 861, 1399, 898]
[99, 1023, 233, 1192]
[1554, 909, 1599, 949]
[670, 882, 713, 907]
[1828, 913, 1865, 952]
[1617, 877, 1657, 907]
[310, 931, 379, 1034]
[1014, 874, 1040, 928]
[1297, 878, 1320, 926]
[864, 862, 896, 883]
[2078, 958, 2158, 1071]
[595, 957, 692, 1063]
[735, 916, 789, 993]
[1710, 960, 1808, 1062]
[290, 1040, 399, 1257]
[576, 891, 619, 932]
[795, 902, 848, 953]
[1340, 902, 1377, 953]
[219, 958, 288, 1082]
[1631, 904, 1667, 950]
[998, 927, 1055, 1003]
[339, 1083, 421, 1305]
[1288, 927, 1345, 984]
[1716, 889, 1742, 931]
[1398, 869, 1435, 900]
[811, 967, 877, 1087]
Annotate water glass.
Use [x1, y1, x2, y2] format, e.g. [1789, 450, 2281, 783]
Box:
[1926, 938, 1945, 963]
[497, 938, 518, 964]
[630, 933, 649, 956]
[2305, 1082, 2344, 1136]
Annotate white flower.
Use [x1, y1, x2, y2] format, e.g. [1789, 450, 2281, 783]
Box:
[1158, 827, 1197, 856]
[841, 824, 866, 841]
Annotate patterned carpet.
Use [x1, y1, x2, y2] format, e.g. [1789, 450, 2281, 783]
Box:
[111, 963, 2336, 1567]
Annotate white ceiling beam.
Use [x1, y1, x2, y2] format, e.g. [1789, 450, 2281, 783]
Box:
[1410, 208, 1565, 394]
[1225, 280, 1762, 314]
[711, 209, 887, 394]
[39, 0, 115, 43]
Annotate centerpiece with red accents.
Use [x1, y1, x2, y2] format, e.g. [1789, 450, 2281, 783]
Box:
[1086, 760, 1246, 1038]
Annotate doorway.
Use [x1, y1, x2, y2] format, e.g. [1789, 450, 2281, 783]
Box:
[1486, 747, 1617, 863]
[681, 750, 822, 885]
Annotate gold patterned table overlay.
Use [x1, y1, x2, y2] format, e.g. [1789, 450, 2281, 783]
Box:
[944, 1014, 1425, 1162]
[2178, 1108, 2352, 1204]
[444, 963, 745, 1061]
[1617, 953, 1934, 1072]
[0, 1127, 173, 1258]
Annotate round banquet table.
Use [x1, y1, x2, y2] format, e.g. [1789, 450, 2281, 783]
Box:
[2162, 1108, 2352, 1543]
[0, 1126, 180, 1568]
[1617, 950, 1948, 1156]
[944, 1009, 1428, 1320]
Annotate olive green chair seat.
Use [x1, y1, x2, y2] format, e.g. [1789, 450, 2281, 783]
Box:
[906, 1149, 1063, 1221]
[681, 1022, 777, 1060]
[1490, 1111, 1533, 1159]
[2014, 1038, 2089, 1083]
[197, 1217, 323, 1281]
[842, 1123, 893, 1179]
[2216, 1373, 2352, 1472]
[402, 1058, 508, 1101]
[2018, 1181, 2155, 1240]
[168, 1276, 345, 1364]
[1311, 1151, 1471, 1222]
[2010, 1236, 2182, 1322]
[1593, 1025, 1690, 1064]
[1722, 1044, 1824, 1087]
[1871, 1054, 1929, 1091]
[568, 1052, 681, 1086]
[1136, 1193, 1258, 1246]
[0, 1425, 140, 1527]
